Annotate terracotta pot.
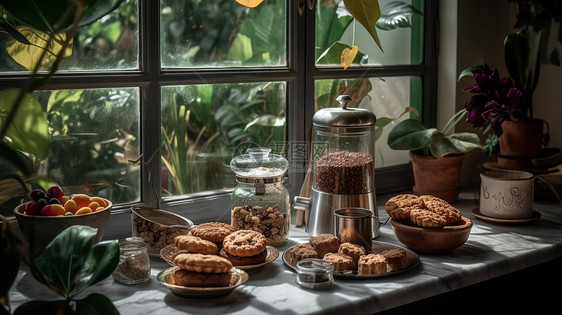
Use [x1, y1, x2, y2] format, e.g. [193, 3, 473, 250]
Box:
[498, 119, 545, 169]
[409, 151, 465, 204]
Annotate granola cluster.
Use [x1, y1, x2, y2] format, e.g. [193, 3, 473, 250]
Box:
[231, 205, 289, 246]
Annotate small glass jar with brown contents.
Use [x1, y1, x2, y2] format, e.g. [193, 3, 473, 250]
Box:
[230, 147, 290, 246]
[112, 239, 151, 284]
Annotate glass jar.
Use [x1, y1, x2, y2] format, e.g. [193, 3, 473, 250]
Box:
[295, 258, 334, 289]
[112, 239, 151, 284]
[230, 147, 290, 246]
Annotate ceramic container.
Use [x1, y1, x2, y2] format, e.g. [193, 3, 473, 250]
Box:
[479, 169, 534, 219]
[14, 199, 112, 254]
[390, 217, 472, 254]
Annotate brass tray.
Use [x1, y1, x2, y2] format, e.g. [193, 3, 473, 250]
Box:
[160, 244, 279, 271]
[157, 266, 248, 299]
[283, 241, 420, 279]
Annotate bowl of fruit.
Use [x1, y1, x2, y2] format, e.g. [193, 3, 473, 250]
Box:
[14, 185, 112, 254]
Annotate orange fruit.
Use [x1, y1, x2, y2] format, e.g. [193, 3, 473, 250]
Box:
[71, 194, 91, 208]
[75, 207, 93, 215]
[64, 199, 78, 214]
[59, 196, 69, 204]
[51, 204, 66, 216]
[90, 197, 107, 208]
[95, 206, 105, 212]
[88, 201, 100, 211]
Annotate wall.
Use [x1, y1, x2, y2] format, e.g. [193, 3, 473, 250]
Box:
[439, 0, 562, 189]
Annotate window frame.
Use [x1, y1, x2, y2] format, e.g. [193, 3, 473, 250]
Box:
[0, 0, 439, 236]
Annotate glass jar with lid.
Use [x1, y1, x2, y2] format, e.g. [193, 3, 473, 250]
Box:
[230, 147, 290, 246]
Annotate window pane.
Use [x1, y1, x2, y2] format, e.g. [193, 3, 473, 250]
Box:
[35, 87, 140, 203]
[0, 0, 139, 72]
[316, 0, 424, 67]
[315, 76, 421, 168]
[161, 82, 286, 197]
[160, 0, 287, 68]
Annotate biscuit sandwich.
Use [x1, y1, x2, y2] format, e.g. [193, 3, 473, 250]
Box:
[219, 230, 268, 266]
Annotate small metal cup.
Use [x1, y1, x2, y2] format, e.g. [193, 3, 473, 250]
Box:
[334, 208, 373, 252]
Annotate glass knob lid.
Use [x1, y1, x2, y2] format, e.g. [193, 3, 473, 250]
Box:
[230, 147, 288, 178]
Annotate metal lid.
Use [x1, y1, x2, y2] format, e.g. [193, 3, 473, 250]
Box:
[313, 95, 376, 128]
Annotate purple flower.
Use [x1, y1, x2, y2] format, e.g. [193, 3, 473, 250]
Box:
[463, 64, 524, 136]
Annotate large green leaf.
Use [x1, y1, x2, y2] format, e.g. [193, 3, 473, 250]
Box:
[316, 42, 366, 65]
[32, 226, 118, 299]
[343, 0, 383, 51]
[429, 132, 481, 158]
[6, 26, 72, 71]
[0, 0, 124, 33]
[0, 88, 50, 160]
[316, 3, 353, 54]
[387, 118, 435, 150]
[75, 293, 120, 315]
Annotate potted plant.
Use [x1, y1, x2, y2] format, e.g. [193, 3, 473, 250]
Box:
[459, 1, 561, 169]
[387, 110, 481, 203]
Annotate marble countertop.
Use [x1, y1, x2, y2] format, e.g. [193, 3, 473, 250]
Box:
[8, 192, 562, 314]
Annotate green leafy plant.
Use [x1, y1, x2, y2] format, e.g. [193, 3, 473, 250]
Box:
[387, 110, 481, 158]
[0, 219, 119, 315]
[0, 0, 126, 209]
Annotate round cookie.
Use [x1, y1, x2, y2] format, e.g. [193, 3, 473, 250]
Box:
[173, 253, 233, 273]
[385, 194, 425, 220]
[219, 247, 268, 266]
[189, 222, 236, 243]
[409, 209, 447, 228]
[173, 269, 231, 287]
[174, 235, 218, 255]
[323, 252, 353, 272]
[222, 230, 267, 257]
[419, 195, 462, 224]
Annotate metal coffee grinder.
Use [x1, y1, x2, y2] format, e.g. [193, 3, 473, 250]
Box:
[294, 95, 379, 237]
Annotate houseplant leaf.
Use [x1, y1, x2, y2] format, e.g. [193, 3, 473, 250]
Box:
[387, 118, 436, 151]
[13, 300, 70, 315]
[6, 27, 72, 71]
[343, 0, 383, 51]
[32, 225, 118, 298]
[316, 42, 365, 65]
[0, 88, 50, 160]
[74, 293, 119, 315]
[70, 240, 119, 296]
[429, 132, 481, 158]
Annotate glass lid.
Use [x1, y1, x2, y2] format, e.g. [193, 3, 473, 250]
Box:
[230, 147, 288, 179]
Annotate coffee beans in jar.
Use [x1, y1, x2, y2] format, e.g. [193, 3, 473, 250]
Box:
[314, 151, 374, 195]
[231, 205, 289, 246]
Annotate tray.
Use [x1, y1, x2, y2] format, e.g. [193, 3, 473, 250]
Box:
[283, 241, 420, 279]
[157, 266, 248, 299]
[160, 244, 279, 271]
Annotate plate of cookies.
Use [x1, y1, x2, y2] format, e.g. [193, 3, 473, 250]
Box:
[157, 258, 248, 299]
[160, 223, 279, 271]
[385, 194, 472, 253]
[283, 234, 420, 279]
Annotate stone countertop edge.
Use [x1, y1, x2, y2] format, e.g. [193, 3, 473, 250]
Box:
[8, 191, 562, 315]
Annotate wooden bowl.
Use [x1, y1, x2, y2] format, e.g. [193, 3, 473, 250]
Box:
[14, 199, 112, 254]
[390, 216, 472, 254]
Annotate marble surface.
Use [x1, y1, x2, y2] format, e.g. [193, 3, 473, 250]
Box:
[8, 192, 562, 314]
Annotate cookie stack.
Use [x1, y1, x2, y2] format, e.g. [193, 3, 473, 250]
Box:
[288, 233, 409, 275]
[384, 194, 462, 228]
[169, 222, 271, 287]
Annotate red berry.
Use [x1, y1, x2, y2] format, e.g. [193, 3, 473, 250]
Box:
[25, 201, 41, 216]
[47, 185, 64, 199]
[41, 204, 54, 216]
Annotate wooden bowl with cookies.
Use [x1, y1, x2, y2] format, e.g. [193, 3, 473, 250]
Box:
[386, 194, 472, 254]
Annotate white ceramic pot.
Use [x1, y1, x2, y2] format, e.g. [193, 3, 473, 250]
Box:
[479, 170, 534, 219]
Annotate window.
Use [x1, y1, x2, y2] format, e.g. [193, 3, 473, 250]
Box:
[0, 0, 437, 224]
